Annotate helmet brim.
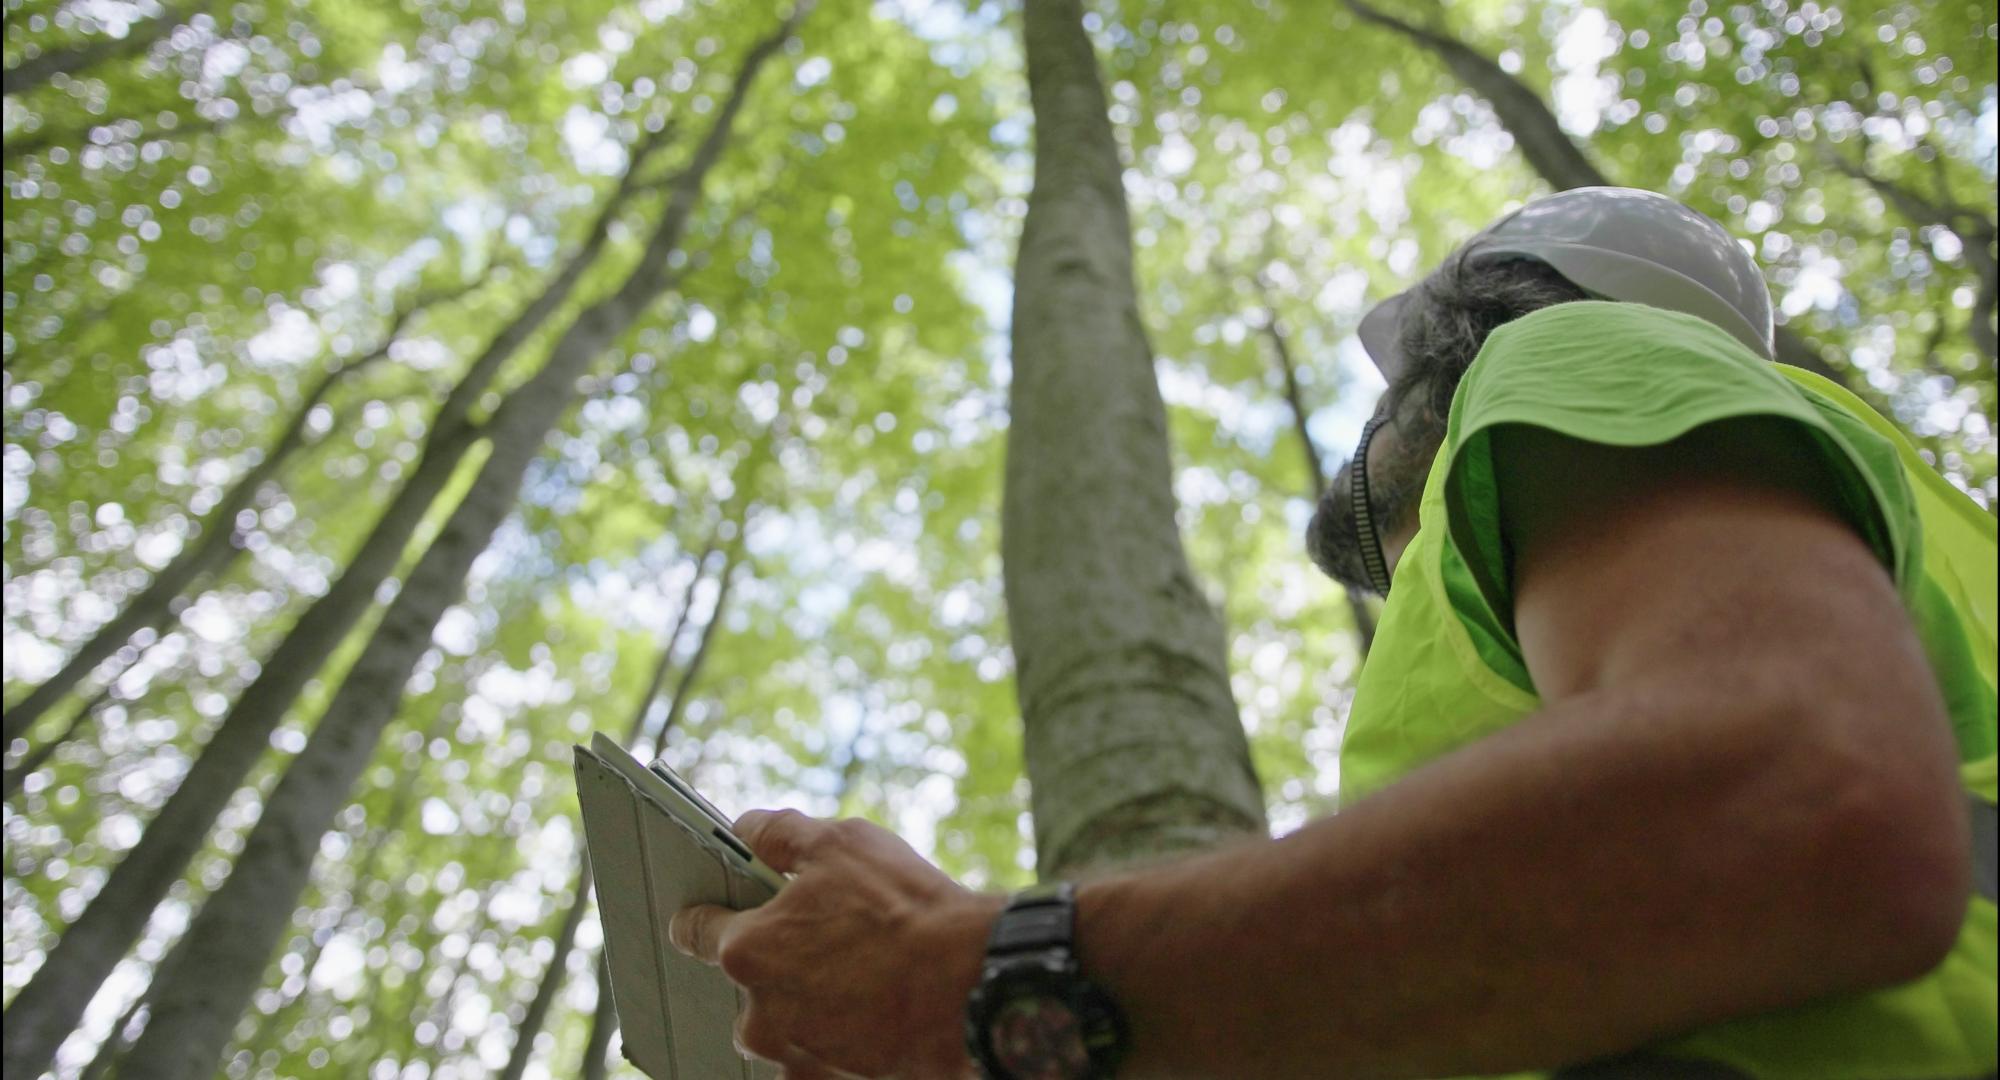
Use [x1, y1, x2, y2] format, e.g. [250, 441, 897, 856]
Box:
[1357, 290, 1410, 383]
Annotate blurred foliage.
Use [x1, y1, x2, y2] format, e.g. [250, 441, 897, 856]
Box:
[3, 0, 1993, 1076]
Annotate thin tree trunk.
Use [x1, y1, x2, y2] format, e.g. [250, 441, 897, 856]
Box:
[633, 534, 723, 750]
[1, 2, 204, 97]
[2, 278, 478, 746]
[235, 705, 445, 1056]
[495, 537, 732, 1080]
[653, 542, 741, 747]
[1255, 305, 1377, 653]
[1008, 0, 1265, 879]
[578, 955, 618, 1080]
[1344, 0, 1846, 384]
[0, 132, 666, 1080]
[346, 863, 429, 1070]
[406, 883, 501, 1079]
[113, 18, 801, 1079]
[78, 995, 145, 1080]
[494, 867, 593, 1080]
[2, 682, 114, 801]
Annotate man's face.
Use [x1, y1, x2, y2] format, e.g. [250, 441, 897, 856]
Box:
[1306, 396, 1437, 593]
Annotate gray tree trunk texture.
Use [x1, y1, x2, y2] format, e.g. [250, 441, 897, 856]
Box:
[0, 1, 204, 97]
[1007, 0, 1266, 880]
[110, 17, 799, 1079]
[0, 120, 669, 1080]
[1344, 0, 1846, 384]
[3, 276, 483, 746]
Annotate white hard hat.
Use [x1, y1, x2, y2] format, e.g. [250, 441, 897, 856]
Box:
[1357, 187, 1775, 382]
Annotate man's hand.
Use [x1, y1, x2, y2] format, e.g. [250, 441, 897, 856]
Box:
[669, 809, 1005, 1078]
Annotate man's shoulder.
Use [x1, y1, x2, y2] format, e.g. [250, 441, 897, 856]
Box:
[1473, 299, 1766, 377]
[1445, 300, 1808, 456]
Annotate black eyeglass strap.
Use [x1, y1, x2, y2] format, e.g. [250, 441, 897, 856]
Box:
[1352, 417, 1395, 597]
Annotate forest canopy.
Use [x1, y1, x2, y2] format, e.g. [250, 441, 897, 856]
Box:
[3, 0, 1995, 1077]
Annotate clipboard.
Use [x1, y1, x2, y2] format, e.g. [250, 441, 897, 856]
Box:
[574, 732, 783, 1079]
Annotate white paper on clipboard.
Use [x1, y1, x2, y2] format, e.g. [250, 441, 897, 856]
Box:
[573, 735, 781, 1080]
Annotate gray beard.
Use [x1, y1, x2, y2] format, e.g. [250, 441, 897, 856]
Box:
[1310, 256, 1586, 592]
[1306, 426, 1437, 594]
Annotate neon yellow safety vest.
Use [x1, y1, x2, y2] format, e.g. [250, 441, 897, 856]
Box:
[1341, 303, 1997, 1080]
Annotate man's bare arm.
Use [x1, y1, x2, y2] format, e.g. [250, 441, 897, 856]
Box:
[1064, 424, 1970, 1078]
[672, 422, 1970, 1078]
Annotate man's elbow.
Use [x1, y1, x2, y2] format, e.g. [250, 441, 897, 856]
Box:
[1803, 714, 1971, 987]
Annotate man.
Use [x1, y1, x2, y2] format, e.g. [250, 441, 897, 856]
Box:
[669, 188, 1999, 1079]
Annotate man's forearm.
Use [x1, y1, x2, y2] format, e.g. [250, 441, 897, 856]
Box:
[1058, 678, 1966, 1079]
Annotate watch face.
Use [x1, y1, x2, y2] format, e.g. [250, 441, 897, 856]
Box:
[986, 995, 1092, 1080]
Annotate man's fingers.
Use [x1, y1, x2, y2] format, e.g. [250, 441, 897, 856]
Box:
[733, 808, 832, 873]
[668, 903, 736, 964]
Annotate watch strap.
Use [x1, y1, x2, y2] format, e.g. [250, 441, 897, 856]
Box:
[985, 881, 1075, 957]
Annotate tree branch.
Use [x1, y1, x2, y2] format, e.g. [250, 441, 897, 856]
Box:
[1, 1, 207, 97]
[1344, 0, 1850, 383]
[0, 263, 491, 746]
[1345, 0, 1608, 190]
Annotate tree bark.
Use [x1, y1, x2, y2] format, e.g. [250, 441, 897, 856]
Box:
[110, 17, 800, 1079]
[0, 126, 666, 1080]
[1008, 0, 1265, 879]
[1, 2, 204, 97]
[577, 955, 619, 1080]
[1344, 0, 1846, 384]
[3, 277, 480, 746]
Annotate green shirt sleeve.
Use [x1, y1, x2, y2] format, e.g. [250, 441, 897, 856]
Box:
[1438, 300, 1918, 641]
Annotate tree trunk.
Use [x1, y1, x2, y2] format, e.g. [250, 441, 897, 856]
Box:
[405, 883, 501, 1079]
[578, 955, 619, 1080]
[3, 279, 477, 746]
[111, 18, 800, 1079]
[1007, 0, 1265, 880]
[653, 541, 741, 746]
[1256, 306, 1377, 653]
[632, 533, 723, 749]
[77, 995, 144, 1080]
[1344, 0, 1846, 384]
[1, 2, 204, 97]
[0, 126, 665, 1080]
[235, 706, 446, 1057]
[494, 866, 593, 1080]
[495, 538, 734, 1080]
[3, 683, 113, 801]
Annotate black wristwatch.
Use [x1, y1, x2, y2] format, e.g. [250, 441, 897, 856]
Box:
[964, 881, 1129, 1080]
